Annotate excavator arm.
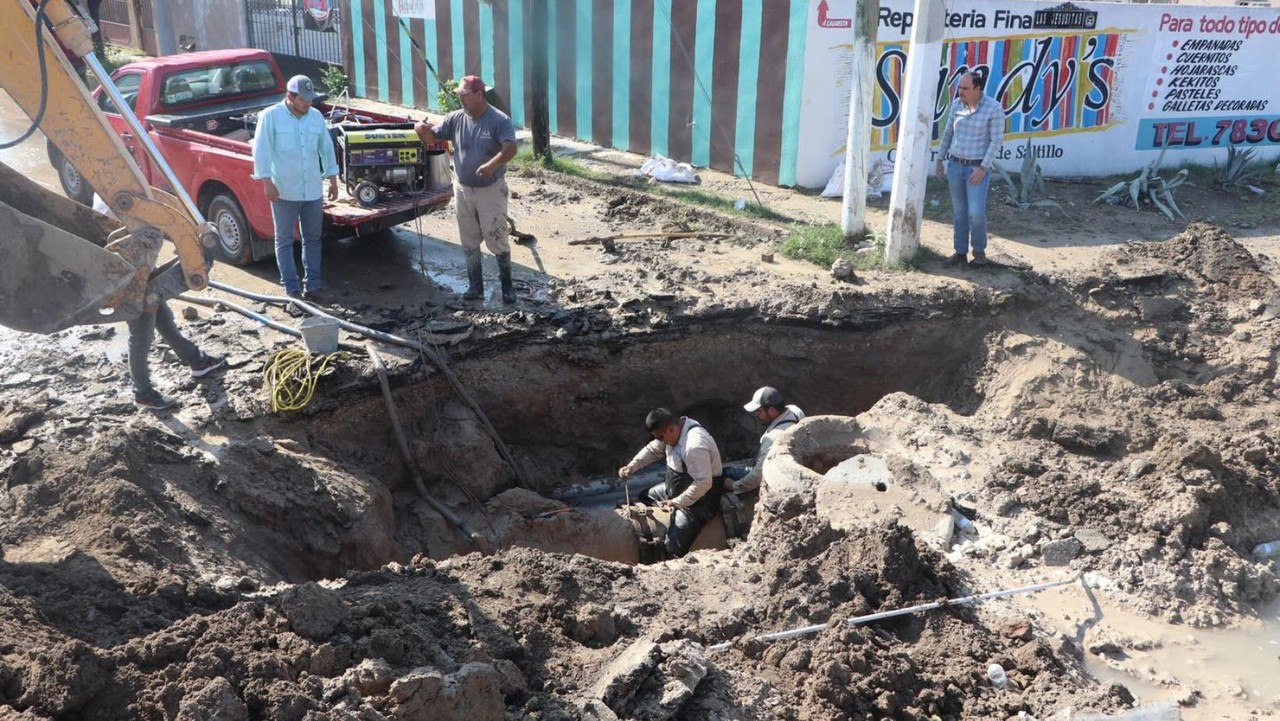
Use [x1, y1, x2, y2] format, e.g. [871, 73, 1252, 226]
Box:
[0, 0, 219, 334]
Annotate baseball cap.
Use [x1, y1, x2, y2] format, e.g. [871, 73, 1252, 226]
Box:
[456, 75, 487, 96]
[287, 74, 322, 102]
[744, 386, 783, 412]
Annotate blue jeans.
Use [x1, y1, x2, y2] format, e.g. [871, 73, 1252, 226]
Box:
[947, 161, 991, 255]
[271, 198, 324, 294]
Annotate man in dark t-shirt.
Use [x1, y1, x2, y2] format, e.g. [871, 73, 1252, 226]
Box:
[415, 76, 519, 303]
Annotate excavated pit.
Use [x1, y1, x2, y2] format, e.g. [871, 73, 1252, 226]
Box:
[290, 315, 1000, 568]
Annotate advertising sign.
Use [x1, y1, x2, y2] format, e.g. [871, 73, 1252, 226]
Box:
[391, 0, 435, 20]
[794, 0, 1280, 187]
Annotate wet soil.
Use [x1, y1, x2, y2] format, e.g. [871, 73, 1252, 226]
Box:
[2, 124, 1280, 719]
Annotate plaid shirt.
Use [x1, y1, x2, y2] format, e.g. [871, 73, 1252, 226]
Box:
[938, 94, 1004, 170]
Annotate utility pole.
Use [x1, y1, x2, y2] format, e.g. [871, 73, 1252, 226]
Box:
[884, 0, 944, 264]
[529, 0, 551, 160]
[150, 0, 176, 55]
[840, 0, 880, 240]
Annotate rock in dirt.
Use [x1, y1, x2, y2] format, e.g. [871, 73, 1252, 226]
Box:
[349, 657, 396, 696]
[175, 676, 249, 721]
[1075, 528, 1112, 553]
[389, 662, 502, 721]
[0, 404, 43, 443]
[277, 582, 347, 640]
[1127, 458, 1155, 479]
[587, 638, 709, 721]
[1050, 418, 1126, 455]
[1002, 619, 1034, 641]
[1042, 538, 1083, 566]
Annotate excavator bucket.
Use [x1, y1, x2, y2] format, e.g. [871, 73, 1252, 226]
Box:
[0, 161, 148, 334]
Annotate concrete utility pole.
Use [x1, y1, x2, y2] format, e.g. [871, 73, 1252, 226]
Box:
[841, 0, 879, 240]
[529, 0, 551, 160]
[151, 0, 176, 56]
[884, 0, 945, 264]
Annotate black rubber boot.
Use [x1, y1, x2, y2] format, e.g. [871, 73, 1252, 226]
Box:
[462, 250, 484, 300]
[497, 252, 517, 304]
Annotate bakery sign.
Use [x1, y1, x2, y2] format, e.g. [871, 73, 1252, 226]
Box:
[1032, 2, 1097, 30]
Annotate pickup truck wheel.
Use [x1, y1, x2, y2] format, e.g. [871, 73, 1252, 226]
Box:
[206, 193, 256, 266]
[52, 148, 94, 206]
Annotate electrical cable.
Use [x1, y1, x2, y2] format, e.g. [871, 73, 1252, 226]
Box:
[205, 280, 530, 490]
[263, 347, 351, 413]
[1, 0, 54, 149]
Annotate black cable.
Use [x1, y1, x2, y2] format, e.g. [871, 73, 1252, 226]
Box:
[0, 0, 55, 150]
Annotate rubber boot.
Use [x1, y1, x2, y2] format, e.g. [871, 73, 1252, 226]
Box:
[462, 250, 484, 300]
[497, 252, 517, 304]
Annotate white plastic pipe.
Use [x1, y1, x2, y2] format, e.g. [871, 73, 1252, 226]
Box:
[707, 576, 1079, 653]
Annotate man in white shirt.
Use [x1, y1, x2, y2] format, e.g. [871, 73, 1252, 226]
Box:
[725, 386, 806, 495]
[619, 408, 725, 557]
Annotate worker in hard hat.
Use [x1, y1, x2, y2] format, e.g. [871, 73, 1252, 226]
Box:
[618, 408, 726, 557]
[723, 386, 806, 496]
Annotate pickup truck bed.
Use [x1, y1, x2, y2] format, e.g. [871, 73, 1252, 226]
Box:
[48, 48, 452, 265]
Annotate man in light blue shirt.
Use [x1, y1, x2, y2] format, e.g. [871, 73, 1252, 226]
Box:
[934, 71, 1004, 267]
[252, 74, 339, 301]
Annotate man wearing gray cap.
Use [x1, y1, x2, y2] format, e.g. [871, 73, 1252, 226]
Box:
[252, 74, 339, 305]
[725, 386, 806, 495]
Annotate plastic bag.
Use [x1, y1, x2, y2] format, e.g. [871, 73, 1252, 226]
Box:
[639, 154, 698, 184]
[822, 158, 893, 198]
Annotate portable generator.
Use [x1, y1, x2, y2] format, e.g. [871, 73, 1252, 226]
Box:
[334, 122, 432, 207]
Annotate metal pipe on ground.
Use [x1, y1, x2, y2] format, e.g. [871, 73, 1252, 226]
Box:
[706, 576, 1080, 653]
[200, 280, 531, 489]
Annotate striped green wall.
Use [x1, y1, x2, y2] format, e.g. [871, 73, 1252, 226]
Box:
[342, 0, 810, 186]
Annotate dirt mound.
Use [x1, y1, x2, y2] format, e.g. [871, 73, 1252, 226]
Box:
[0, 522, 1124, 720]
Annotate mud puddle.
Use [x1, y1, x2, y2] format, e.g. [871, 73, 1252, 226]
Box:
[1080, 595, 1280, 714]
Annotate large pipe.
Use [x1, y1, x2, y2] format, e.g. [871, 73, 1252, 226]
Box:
[707, 576, 1080, 653]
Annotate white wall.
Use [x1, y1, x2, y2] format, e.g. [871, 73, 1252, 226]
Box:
[796, 0, 1280, 187]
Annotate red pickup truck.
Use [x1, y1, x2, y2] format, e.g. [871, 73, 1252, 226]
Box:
[48, 48, 452, 265]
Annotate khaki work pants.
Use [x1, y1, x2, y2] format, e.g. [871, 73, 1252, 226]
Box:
[453, 179, 509, 255]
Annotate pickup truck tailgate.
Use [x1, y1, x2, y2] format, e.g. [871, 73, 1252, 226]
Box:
[326, 186, 453, 236]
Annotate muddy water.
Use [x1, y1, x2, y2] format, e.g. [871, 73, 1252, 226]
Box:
[1082, 596, 1280, 715]
[1022, 577, 1280, 718]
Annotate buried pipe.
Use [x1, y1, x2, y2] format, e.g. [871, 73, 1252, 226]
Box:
[203, 280, 530, 490]
[706, 576, 1080, 653]
[367, 345, 490, 552]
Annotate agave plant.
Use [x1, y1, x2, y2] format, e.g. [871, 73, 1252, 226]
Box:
[1093, 149, 1188, 221]
[1216, 144, 1263, 188]
[993, 138, 1058, 209]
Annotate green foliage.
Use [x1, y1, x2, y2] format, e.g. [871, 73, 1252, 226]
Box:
[781, 224, 848, 268]
[780, 225, 909, 271]
[1093, 149, 1188, 222]
[1215, 145, 1263, 188]
[436, 78, 461, 113]
[320, 65, 349, 97]
[85, 43, 147, 90]
[993, 138, 1058, 209]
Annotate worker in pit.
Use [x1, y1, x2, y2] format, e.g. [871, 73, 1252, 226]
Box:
[723, 387, 806, 496]
[619, 408, 726, 557]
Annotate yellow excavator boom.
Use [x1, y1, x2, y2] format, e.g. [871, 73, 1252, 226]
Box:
[0, 0, 218, 334]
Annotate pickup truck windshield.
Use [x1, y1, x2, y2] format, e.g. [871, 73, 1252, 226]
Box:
[159, 61, 279, 108]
